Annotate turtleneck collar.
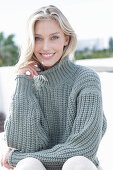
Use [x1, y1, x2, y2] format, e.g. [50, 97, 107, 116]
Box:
[33, 56, 76, 87]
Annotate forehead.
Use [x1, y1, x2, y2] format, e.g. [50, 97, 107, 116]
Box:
[34, 19, 63, 35]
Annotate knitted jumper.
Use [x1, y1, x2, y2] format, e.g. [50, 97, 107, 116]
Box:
[4, 56, 107, 170]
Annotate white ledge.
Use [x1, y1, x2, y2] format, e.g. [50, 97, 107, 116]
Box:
[76, 57, 113, 72]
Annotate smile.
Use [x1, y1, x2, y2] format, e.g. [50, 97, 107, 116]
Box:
[40, 53, 56, 59]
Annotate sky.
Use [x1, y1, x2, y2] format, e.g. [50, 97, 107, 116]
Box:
[0, 0, 113, 47]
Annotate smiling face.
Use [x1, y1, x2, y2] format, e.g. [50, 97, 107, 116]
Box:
[34, 19, 69, 69]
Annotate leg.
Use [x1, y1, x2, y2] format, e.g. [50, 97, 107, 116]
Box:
[14, 157, 47, 170]
[62, 156, 98, 170]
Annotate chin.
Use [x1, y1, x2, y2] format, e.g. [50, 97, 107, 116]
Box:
[41, 57, 62, 70]
[42, 61, 55, 67]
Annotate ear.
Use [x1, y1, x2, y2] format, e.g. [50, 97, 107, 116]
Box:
[64, 35, 70, 46]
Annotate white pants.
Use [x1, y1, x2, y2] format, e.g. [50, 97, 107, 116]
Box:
[14, 156, 103, 170]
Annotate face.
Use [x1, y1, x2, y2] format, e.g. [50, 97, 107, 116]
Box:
[34, 19, 69, 69]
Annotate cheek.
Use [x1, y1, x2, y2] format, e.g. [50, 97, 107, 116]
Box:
[34, 43, 40, 52]
[55, 41, 65, 51]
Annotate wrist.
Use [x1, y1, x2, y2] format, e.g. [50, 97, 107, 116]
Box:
[14, 75, 34, 95]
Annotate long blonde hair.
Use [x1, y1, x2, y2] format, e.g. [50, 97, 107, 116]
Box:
[16, 5, 77, 71]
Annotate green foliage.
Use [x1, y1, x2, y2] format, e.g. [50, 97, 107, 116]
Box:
[74, 37, 113, 61]
[74, 48, 113, 60]
[0, 32, 19, 66]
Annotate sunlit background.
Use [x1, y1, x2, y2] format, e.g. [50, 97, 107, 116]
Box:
[0, 0, 113, 169]
[0, 0, 113, 46]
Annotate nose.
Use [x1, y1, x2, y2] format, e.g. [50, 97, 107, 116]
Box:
[42, 40, 50, 51]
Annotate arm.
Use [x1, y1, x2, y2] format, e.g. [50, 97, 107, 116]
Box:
[4, 75, 49, 153]
[8, 73, 107, 169]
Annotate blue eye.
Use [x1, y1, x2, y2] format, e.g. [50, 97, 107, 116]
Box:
[51, 36, 59, 40]
[35, 37, 41, 41]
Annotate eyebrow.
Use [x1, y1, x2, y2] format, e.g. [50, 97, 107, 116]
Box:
[35, 32, 60, 36]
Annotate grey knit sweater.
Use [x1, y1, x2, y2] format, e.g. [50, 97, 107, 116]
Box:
[4, 56, 107, 170]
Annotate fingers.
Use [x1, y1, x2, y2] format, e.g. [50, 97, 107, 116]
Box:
[2, 159, 14, 169]
[2, 157, 12, 169]
[24, 66, 36, 78]
[0, 147, 14, 170]
[18, 62, 41, 78]
[3, 161, 11, 169]
[1, 157, 3, 167]
[27, 65, 39, 77]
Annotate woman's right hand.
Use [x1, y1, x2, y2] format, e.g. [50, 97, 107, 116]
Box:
[18, 61, 41, 78]
[1, 147, 14, 170]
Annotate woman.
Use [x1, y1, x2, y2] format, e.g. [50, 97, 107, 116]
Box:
[1, 5, 107, 170]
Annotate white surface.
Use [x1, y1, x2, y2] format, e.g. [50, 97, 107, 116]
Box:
[0, 66, 15, 115]
[76, 57, 113, 72]
[97, 72, 113, 170]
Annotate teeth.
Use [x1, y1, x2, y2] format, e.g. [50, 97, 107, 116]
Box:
[41, 53, 54, 57]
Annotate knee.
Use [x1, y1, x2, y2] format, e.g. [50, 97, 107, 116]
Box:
[15, 157, 46, 170]
[62, 156, 97, 170]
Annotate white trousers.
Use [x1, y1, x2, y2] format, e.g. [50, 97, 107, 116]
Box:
[14, 156, 103, 170]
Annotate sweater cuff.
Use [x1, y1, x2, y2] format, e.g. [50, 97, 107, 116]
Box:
[14, 75, 34, 95]
[8, 149, 17, 167]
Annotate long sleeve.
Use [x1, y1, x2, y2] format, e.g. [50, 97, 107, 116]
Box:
[4, 75, 49, 153]
[8, 73, 106, 169]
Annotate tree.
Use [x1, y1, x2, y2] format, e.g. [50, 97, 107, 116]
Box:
[109, 37, 113, 50]
[0, 32, 19, 66]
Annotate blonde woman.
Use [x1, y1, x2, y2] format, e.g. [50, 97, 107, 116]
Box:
[1, 5, 106, 170]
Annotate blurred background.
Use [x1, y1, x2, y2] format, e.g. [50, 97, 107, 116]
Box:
[0, 0, 113, 169]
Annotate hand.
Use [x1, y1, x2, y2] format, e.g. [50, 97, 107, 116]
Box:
[1, 147, 14, 169]
[18, 61, 41, 78]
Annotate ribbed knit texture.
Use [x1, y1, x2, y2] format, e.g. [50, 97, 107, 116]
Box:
[4, 56, 107, 170]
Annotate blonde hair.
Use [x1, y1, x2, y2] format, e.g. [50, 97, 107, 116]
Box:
[16, 5, 77, 70]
